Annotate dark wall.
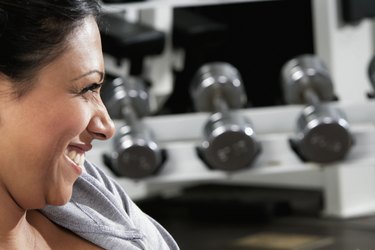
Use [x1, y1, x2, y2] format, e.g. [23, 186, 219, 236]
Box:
[341, 0, 375, 23]
[160, 0, 314, 114]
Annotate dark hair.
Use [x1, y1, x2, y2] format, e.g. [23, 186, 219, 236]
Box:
[0, 0, 101, 97]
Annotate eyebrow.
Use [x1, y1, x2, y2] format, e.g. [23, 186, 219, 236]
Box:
[70, 70, 104, 82]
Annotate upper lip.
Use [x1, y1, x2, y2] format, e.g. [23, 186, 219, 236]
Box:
[68, 143, 92, 153]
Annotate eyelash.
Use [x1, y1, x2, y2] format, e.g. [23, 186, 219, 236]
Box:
[79, 83, 102, 95]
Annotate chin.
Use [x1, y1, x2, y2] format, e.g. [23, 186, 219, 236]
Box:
[47, 186, 74, 206]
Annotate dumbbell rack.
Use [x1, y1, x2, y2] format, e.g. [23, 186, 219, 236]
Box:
[97, 0, 375, 219]
[88, 101, 375, 219]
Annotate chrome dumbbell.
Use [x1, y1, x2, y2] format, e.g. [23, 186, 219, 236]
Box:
[281, 54, 354, 163]
[190, 62, 261, 171]
[101, 76, 164, 178]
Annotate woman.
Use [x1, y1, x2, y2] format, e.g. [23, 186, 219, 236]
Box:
[0, 1, 179, 249]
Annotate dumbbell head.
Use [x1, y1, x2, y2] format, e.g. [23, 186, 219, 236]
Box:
[199, 112, 261, 171]
[101, 76, 151, 119]
[281, 54, 334, 104]
[111, 124, 164, 178]
[292, 105, 353, 163]
[190, 62, 247, 112]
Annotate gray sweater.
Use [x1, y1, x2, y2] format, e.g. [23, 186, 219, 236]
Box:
[41, 161, 180, 250]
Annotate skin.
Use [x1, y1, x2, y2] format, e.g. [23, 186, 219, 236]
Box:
[0, 17, 115, 248]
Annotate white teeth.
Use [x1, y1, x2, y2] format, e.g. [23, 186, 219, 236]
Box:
[79, 154, 85, 167]
[66, 149, 86, 172]
[73, 153, 81, 165]
[67, 150, 76, 161]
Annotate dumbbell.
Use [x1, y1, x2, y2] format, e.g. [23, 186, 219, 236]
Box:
[101, 76, 164, 178]
[281, 54, 354, 163]
[190, 62, 261, 171]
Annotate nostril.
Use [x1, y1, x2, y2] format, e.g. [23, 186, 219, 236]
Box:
[94, 132, 107, 140]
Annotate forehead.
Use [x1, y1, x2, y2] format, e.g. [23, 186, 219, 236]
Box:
[42, 17, 104, 80]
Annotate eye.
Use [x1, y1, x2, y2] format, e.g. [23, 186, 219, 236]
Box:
[79, 83, 102, 95]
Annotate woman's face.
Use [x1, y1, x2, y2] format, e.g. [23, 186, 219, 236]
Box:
[0, 17, 115, 209]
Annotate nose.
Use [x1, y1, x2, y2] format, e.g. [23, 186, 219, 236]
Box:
[87, 104, 115, 140]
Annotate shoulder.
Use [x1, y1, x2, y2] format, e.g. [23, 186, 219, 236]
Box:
[42, 160, 180, 250]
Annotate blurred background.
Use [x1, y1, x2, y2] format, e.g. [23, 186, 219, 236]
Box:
[88, 0, 375, 249]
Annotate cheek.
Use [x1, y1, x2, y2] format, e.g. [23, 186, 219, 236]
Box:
[60, 106, 90, 136]
[45, 103, 91, 140]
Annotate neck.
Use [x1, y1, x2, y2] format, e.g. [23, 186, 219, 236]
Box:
[0, 183, 35, 248]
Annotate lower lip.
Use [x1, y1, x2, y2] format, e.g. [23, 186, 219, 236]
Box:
[64, 155, 83, 175]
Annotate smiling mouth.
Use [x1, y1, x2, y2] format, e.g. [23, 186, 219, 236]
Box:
[65, 149, 85, 172]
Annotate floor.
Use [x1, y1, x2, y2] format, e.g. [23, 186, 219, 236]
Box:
[137, 184, 375, 250]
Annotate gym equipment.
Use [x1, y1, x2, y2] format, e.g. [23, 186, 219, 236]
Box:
[190, 62, 261, 171]
[102, 76, 164, 178]
[100, 12, 165, 76]
[281, 54, 353, 163]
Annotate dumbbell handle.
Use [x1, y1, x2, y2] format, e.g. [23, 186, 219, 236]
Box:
[120, 97, 139, 128]
[212, 90, 230, 114]
[303, 87, 320, 107]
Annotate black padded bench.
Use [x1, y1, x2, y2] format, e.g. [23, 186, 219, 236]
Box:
[100, 12, 166, 75]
